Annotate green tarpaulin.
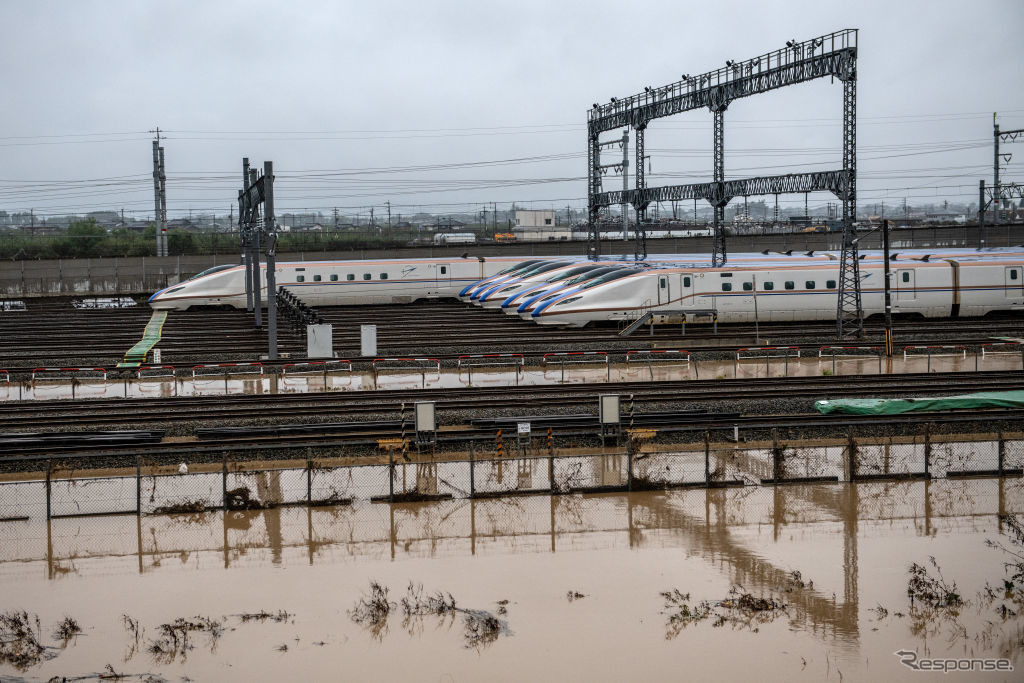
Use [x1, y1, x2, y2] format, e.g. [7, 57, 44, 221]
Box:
[814, 390, 1024, 416]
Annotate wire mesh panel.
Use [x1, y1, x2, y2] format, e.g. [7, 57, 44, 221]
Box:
[49, 475, 137, 517]
[852, 438, 926, 479]
[927, 478, 1000, 522]
[707, 447, 749, 485]
[224, 468, 307, 508]
[312, 463, 390, 503]
[778, 445, 843, 481]
[929, 439, 999, 476]
[552, 453, 626, 493]
[632, 450, 706, 488]
[472, 457, 550, 497]
[0, 480, 45, 521]
[141, 472, 221, 514]
[1003, 437, 1024, 471]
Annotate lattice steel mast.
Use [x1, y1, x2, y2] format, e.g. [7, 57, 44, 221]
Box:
[585, 29, 862, 334]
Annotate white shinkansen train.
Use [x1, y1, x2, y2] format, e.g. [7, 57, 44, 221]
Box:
[148, 250, 1024, 327]
[524, 249, 1024, 326]
[148, 255, 545, 309]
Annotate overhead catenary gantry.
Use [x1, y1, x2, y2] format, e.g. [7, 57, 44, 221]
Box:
[586, 28, 863, 337]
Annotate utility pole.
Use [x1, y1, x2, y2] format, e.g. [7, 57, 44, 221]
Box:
[386, 201, 391, 231]
[241, 158, 253, 312]
[150, 128, 168, 257]
[492, 202, 497, 233]
[978, 180, 987, 249]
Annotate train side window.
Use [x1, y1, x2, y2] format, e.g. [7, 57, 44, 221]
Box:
[763, 281, 774, 291]
[660, 279, 667, 289]
[1011, 270, 1019, 280]
[826, 279, 836, 289]
[683, 276, 691, 287]
[902, 272, 910, 283]
[742, 282, 752, 291]
[380, 273, 388, 280]
[806, 280, 816, 289]
[330, 274, 338, 282]
[363, 273, 372, 280]
[296, 275, 305, 283]
[346, 274, 354, 281]
[440, 266, 447, 274]
[313, 275, 322, 282]
[784, 281, 794, 290]
[722, 283, 732, 292]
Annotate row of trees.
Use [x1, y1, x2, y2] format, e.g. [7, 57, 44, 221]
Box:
[0, 221, 435, 259]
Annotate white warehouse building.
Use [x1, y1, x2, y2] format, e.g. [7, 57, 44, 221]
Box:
[513, 209, 570, 241]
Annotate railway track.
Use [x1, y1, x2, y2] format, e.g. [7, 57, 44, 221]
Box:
[3, 370, 1021, 432]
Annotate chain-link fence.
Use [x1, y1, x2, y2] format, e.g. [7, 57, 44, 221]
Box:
[1, 432, 1022, 523]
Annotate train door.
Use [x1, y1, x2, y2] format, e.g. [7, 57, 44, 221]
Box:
[679, 273, 694, 306]
[657, 274, 670, 306]
[897, 269, 915, 300]
[1007, 266, 1023, 297]
[428, 262, 451, 297]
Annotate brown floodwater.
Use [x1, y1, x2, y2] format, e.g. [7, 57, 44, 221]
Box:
[1, 479, 1023, 681]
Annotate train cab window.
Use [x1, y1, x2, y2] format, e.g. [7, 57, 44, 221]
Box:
[722, 283, 732, 292]
[296, 275, 305, 283]
[902, 272, 910, 283]
[440, 266, 448, 275]
[363, 273, 372, 280]
[330, 274, 338, 282]
[346, 274, 354, 281]
[784, 281, 794, 290]
[763, 281, 774, 291]
[313, 275, 322, 282]
[742, 282, 752, 291]
[826, 279, 836, 289]
[806, 280, 816, 289]
[683, 276, 691, 287]
[380, 273, 388, 280]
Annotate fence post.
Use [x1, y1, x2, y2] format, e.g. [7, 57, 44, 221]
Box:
[307, 457, 313, 505]
[923, 425, 931, 478]
[704, 430, 710, 486]
[771, 428, 782, 483]
[998, 431, 1005, 476]
[845, 432, 857, 482]
[469, 442, 475, 497]
[388, 447, 395, 503]
[222, 453, 228, 509]
[45, 459, 52, 520]
[136, 455, 142, 516]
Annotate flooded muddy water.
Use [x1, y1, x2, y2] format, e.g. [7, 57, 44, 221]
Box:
[2, 479, 1023, 681]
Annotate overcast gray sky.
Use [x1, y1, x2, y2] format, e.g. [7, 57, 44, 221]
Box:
[1, 0, 1022, 221]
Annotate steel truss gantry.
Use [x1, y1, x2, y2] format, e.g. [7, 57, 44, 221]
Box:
[586, 28, 862, 337]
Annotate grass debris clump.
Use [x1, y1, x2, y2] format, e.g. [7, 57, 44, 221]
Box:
[53, 616, 82, 643]
[349, 582, 395, 640]
[0, 610, 46, 670]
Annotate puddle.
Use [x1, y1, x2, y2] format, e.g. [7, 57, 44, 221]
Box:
[1, 479, 1023, 680]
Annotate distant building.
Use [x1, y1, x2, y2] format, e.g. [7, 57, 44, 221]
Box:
[513, 209, 569, 241]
